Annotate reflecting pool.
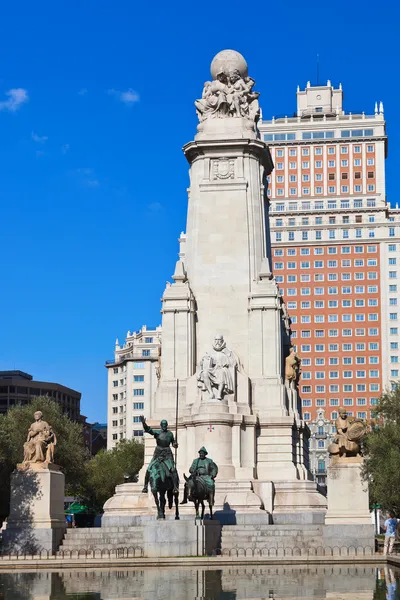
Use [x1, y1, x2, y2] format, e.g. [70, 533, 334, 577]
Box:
[0, 564, 397, 599]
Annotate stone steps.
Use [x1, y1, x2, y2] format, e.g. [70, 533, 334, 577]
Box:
[60, 527, 145, 551]
[221, 525, 324, 552]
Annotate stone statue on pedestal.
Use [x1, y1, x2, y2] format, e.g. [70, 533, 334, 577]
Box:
[195, 50, 260, 123]
[181, 446, 218, 520]
[285, 346, 301, 389]
[328, 408, 367, 459]
[23, 411, 57, 464]
[197, 334, 237, 400]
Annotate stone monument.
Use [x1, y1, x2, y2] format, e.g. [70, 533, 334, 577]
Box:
[103, 49, 326, 527]
[325, 409, 371, 526]
[2, 411, 66, 553]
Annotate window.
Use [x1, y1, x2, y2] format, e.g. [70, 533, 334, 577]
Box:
[113, 367, 118, 374]
[142, 349, 150, 357]
[133, 389, 145, 396]
[112, 407, 118, 414]
[134, 375, 144, 382]
[133, 430, 144, 437]
[113, 380, 118, 387]
[145, 337, 153, 343]
[133, 402, 144, 410]
[112, 434, 118, 440]
[133, 416, 141, 423]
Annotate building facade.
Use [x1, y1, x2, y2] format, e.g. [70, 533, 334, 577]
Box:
[105, 326, 161, 449]
[308, 409, 336, 490]
[0, 370, 81, 421]
[259, 81, 398, 423]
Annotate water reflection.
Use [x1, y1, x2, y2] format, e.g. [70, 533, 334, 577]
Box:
[0, 565, 397, 600]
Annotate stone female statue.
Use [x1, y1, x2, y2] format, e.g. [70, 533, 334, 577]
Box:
[23, 411, 57, 464]
[285, 347, 301, 389]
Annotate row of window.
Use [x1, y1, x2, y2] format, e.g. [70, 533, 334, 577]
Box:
[266, 133, 375, 143]
[303, 397, 377, 405]
[287, 300, 379, 309]
[274, 159, 374, 170]
[275, 228, 390, 241]
[301, 370, 380, 383]
[282, 286, 379, 296]
[298, 341, 380, 353]
[272, 199, 377, 211]
[304, 411, 369, 421]
[111, 401, 145, 414]
[274, 246, 377, 256]
[276, 259, 378, 268]
[272, 144, 375, 157]
[111, 430, 145, 440]
[278, 275, 380, 285]
[273, 184, 376, 196]
[301, 356, 379, 365]
[302, 383, 379, 392]
[276, 215, 378, 227]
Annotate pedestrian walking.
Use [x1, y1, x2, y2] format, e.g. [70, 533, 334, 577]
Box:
[384, 512, 399, 555]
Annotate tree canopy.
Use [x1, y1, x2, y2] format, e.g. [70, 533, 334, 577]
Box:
[79, 439, 144, 512]
[362, 386, 400, 514]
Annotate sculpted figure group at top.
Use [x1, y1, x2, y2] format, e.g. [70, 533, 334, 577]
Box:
[195, 68, 260, 123]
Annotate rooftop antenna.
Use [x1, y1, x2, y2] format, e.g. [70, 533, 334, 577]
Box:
[316, 53, 320, 85]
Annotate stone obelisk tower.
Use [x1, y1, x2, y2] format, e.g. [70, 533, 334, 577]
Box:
[103, 50, 325, 523]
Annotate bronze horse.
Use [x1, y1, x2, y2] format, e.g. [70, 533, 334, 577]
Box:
[149, 469, 180, 520]
[184, 472, 214, 520]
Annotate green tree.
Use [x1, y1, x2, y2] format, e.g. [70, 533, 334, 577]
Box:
[79, 439, 144, 512]
[0, 397, 89, 519]
[362, 386, 400, 514]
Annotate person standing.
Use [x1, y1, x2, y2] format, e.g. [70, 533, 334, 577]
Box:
[384, 512, 399, 555]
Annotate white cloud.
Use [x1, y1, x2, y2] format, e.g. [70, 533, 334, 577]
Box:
[86, 178, 100, 188]
[108, 88, 139, 105]
[76, 168, 94, 175]
[31, 131, 48, 144]
[0, 88, 29, 112]
[75, 168, 100, 188]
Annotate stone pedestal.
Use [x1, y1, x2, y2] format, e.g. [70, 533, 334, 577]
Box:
[143, 520, 221, 557]
[325, 459, 371, 525]
[2, 463, 66, 553]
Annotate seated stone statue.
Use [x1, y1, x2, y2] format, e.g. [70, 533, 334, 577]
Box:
[197, 334, 237, 401]
[23, 411, 57, 464]
[181, 446, 218, 505]
[328, 408, 367, 458]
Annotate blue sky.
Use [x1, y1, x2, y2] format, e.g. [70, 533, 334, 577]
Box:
[0, 0, 398, 422]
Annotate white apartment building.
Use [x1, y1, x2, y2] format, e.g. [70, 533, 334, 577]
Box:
[106, 325, 161, 449]
[259, 82, 400, 422]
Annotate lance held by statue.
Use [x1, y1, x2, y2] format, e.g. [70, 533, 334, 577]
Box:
[181, 446, 218, 520]
[140, 416, 180, 520]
